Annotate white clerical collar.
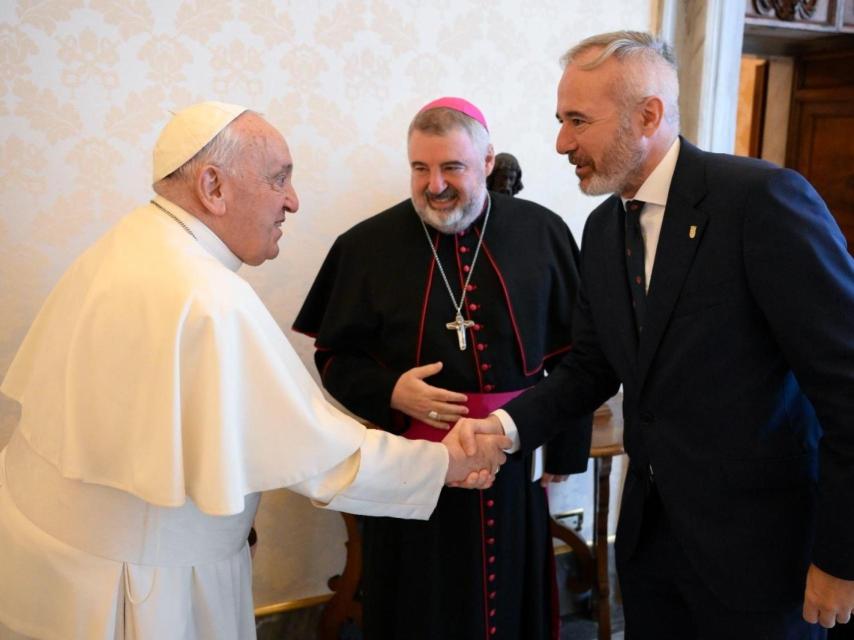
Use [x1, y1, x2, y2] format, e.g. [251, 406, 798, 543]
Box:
[152, 195, 243, 272]
[621, 137, 681, 209]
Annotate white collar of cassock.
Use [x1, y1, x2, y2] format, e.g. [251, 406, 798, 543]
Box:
[152, 195, 243, 272]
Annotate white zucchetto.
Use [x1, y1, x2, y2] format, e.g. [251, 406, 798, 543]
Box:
[152, 101, 248, 184]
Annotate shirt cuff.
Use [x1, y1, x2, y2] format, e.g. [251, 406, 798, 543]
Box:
[492, 409, 521, 453]
[302, 429, 447, 520]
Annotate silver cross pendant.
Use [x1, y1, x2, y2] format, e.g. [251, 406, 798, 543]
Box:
[446, 313, 475, 351]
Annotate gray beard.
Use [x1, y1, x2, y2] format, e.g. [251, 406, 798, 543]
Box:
[414, 188, 487, 234]
[577, 119, 646, 196]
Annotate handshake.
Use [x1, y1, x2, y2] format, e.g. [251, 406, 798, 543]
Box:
[440, 415, 509, 490]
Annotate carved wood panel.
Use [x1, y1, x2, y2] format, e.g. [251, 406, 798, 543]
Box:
[753, 0, 820, 21]
[745, 0, 854, 31]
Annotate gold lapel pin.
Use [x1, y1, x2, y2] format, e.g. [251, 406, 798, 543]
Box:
[689, 225, 697, 239]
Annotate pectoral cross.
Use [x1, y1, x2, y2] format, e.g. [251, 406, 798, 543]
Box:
[446, 312, 475, 351]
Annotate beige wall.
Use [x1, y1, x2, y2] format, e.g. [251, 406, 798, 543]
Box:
[0, 0, 652, 608]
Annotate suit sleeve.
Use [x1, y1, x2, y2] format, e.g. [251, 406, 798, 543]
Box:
[509, 216, 620, 458]
[543, 416, 592, 475]
[742, 169, 854, 579]
[543, 222, 594, 475]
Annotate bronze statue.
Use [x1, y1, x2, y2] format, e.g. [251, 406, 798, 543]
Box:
[487, 152, 523, 196]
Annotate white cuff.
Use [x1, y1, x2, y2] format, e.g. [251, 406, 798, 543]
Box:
[300, 429, 447, 520]
[492, 409, 521, 453]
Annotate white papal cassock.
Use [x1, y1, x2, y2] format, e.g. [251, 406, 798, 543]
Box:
[0, 197, 448, 640]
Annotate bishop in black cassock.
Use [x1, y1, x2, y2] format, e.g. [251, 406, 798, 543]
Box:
[294, 189, 592, 639]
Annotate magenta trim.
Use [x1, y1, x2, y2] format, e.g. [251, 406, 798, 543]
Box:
[403, 389, 526, 442]
[416, 232, 440, 366]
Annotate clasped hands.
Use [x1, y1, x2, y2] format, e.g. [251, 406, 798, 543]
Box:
[390, 362, 510, 489]
[442, 415, 509, 489]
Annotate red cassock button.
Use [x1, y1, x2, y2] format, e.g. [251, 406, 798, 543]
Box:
[489, 556, 496, 564]
[487, 499, 495, 507]
[481, 363, 491, 371]
[463, 264, 470, 273]
[487, 537, 496, 545]
[474, 324, 482, 331]
[477, 343, 487, 351]
[483, 384, 495, 392]
[490, 626, 497, 635]
[489, 591, 497, 600]
[469, 303, 478, 311]
[459, 246, 469, 253]
[488, 573, 496, 582]
[486, 518, 495, 527]
[466, 284, 476, 292]
[490, 609, 496, 617]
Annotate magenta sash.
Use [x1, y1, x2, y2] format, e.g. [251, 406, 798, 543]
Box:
[403, 389, 527, 443]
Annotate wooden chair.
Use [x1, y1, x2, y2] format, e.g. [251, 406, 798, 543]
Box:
[317, 513, 363, 640]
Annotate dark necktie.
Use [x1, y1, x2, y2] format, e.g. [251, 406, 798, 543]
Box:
[624, 199, 646, 333]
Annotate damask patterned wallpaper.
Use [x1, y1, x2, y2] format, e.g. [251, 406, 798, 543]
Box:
[0, 0, 650, 607]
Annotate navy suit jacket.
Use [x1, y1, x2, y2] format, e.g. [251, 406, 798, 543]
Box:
[504, 139, 854, 610]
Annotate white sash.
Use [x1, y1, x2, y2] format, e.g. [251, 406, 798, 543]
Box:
[4, 431, 258, 568]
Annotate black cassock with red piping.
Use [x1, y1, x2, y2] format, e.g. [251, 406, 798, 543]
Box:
[294, 191, 592, 640]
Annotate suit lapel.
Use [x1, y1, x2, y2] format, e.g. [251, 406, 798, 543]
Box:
[637, 141, 709, 387]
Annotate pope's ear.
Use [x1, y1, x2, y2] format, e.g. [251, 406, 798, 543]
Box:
[197, 165, 227, 216]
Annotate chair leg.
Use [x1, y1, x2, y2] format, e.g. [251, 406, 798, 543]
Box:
[594, 456, 613, 640]
[318, 513, 363, 640]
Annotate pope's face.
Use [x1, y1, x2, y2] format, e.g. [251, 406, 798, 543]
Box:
[224, 115, 299, 265]
[408, 127, 494, 234]
[555, 51, 645, 197]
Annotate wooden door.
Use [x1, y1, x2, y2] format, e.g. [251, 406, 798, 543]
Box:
[787, 49, 854, 255]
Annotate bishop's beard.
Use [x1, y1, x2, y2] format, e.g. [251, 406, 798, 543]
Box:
[414, 185, 487, 234]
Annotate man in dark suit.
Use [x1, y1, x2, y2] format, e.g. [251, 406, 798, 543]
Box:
[449, 30, 854, 639]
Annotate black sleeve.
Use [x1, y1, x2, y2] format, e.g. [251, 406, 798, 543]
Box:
[294, 237, 405, 431]
[541, 219, 595, 475]
[315, 349, 405, 432]
[742, 169, 854, 579]
[504, 219, 621, 456]
[543, 414, 593, 475]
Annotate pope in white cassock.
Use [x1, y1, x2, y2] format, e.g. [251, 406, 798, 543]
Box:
[0, 102, 508, 640]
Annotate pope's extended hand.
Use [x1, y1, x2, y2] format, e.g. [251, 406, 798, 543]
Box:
[442, 422, 511, 489]
[803, 563, 854, 628]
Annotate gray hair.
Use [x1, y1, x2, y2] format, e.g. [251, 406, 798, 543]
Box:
[408, 107, 491, 156]
[162, 110, 256, 184]
[561, 31, 680, 128]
